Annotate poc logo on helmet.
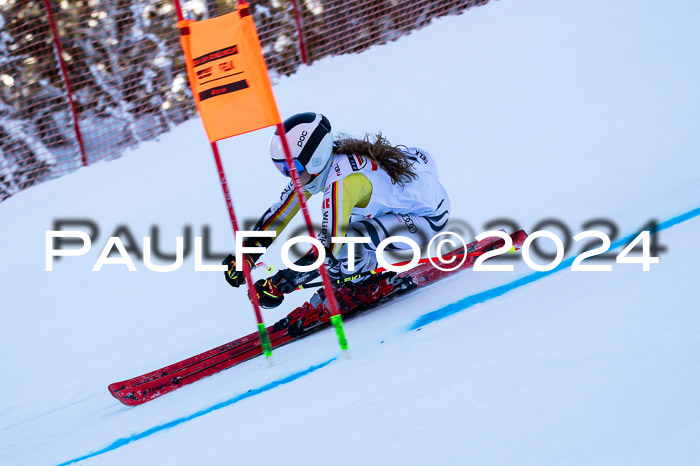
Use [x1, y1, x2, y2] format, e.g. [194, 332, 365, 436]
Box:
[297, 130, 308, 147]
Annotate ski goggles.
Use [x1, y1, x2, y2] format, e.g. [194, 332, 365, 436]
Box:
[273, 158, 305, 177]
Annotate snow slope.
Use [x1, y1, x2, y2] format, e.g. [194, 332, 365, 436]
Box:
[1, 0, 699, 464]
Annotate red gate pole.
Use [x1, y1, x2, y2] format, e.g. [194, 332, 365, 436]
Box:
[173, 0, 185, 21]
[289, 0, 309, 65]
[210, 141, 272, 355]
[275, 123, 348, 350]
[231, 0, 345, 349]
[271, 0, 348, 348]
[41, 0, 88, 167]
[175, 0, 273, 356]
[174, 0, 347, 352]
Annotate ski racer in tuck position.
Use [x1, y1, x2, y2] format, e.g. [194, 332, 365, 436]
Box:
[223, 112, 451, 336]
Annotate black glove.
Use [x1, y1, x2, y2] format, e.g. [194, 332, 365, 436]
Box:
[222, 254, 254, 288]
[252, 267, 319, 309]
[254, 278, 285, 309]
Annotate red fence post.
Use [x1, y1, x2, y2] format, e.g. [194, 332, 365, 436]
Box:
[289, 0, 309, 65]
[41, 0, 88, 167]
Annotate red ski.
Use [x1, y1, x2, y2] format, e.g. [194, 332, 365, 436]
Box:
[109, 230, 527, 406]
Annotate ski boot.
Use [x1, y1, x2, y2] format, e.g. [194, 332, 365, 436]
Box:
[327, 271, 417, 311]
[272, 292, 327, 338]
[273, 272, 416, 338]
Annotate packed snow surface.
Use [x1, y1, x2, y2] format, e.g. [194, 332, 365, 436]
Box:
[1, 0, 699, 464]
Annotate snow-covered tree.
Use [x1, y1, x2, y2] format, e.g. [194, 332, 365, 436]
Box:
[0, 0, 489, 202]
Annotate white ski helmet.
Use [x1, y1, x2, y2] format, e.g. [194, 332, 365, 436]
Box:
[269, 112, 333, 179]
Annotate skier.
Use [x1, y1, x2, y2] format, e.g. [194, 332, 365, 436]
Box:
[223, 112, 451, 335]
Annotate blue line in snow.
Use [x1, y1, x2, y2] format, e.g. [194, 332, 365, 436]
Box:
[57, 358, 336, 466]
[409, 206, 700, 330]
